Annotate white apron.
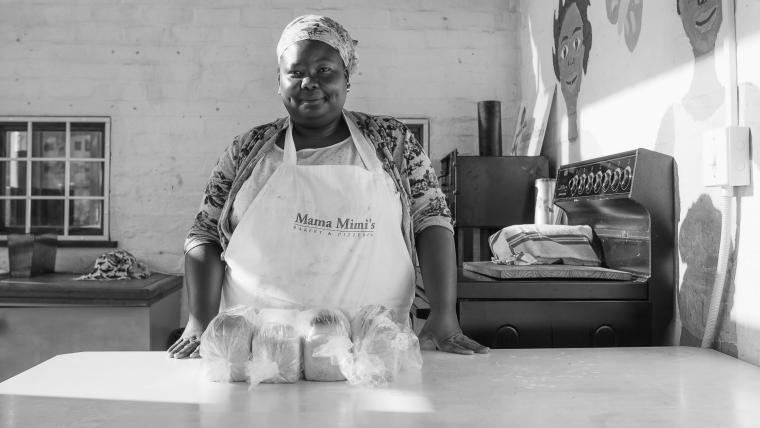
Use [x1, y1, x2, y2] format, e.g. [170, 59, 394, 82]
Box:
[221, 115, 415, 322]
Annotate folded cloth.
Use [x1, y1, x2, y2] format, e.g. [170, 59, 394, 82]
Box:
[75, 249, 151, 280]
[488, 224, 601, 267]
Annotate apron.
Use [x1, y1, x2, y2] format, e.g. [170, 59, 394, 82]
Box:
[221, 114, 415, 323]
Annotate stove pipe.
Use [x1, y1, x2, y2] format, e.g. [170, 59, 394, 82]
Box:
[477, 100, 502, 156]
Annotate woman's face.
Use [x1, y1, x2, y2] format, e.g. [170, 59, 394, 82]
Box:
[278, 40, 348, 128]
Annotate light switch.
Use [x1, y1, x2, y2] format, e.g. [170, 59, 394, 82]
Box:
[702, 126, 750, 187]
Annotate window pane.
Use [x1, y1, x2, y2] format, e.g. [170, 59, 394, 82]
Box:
[69, 199, 103, 235]
[0, 199, 26, 234]
[0, 160, 26, 196]
[32, 122, 66, 158]
[31, 161, 65, 196]
[70, 161, 103, 196]
[70, 123, 104, 159]
[31, 199, 64, 234]
[0, 123, 28, 158]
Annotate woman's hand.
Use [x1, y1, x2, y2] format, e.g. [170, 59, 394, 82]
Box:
[167, 316, 205, 359]
[418, 312, 489, 355]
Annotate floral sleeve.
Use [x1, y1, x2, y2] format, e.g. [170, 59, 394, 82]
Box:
[401, 127, 454, 235]
[183, 137, 239, 253]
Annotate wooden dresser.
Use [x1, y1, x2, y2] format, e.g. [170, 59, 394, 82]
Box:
[0, 273, 182, 381]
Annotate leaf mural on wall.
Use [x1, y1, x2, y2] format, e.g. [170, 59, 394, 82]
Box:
[605, 0, 643, 52]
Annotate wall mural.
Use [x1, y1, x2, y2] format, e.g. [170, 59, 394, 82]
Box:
[552, 0, 592, 143]
[651, 0, 734, 352]
[678, 0, 722, 58]
[605, 0, 643, 52]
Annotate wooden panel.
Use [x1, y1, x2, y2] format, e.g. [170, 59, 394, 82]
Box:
[463, 261, 635, 280]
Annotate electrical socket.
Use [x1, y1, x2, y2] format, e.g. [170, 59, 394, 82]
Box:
[702, 126, 750, 187]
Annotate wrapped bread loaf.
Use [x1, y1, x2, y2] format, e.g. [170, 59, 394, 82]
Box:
[249, 322, 302, 384]
[299, 308, 351, 382]
[346, 304, 423, 386]
[199, 305, 260, 382]
[350, 305, 399, 342]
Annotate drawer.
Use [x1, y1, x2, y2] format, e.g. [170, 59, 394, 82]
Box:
[458, 300, 651, 348]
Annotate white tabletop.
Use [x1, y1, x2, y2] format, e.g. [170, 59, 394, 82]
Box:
[1, 347, 760, 427]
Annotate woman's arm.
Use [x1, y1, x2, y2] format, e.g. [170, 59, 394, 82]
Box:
[186, 243, 225, 327]
[416, 226, 489, 354]
[391, 121, 486, 354]
[167, 244, 226, 359]
[169, 136, 239, 358]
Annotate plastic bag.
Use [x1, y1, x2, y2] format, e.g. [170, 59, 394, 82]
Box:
[248, 322, 303, 385]
[199, 305, 260, 382]
[298, 308, 351, 382]
[316, 304, 422, 387]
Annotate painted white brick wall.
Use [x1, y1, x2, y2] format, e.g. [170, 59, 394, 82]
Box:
[0, 1, 520, 281]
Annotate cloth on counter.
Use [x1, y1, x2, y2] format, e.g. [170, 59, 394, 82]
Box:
[75, 249, 151, 280]
[488, 224, 602, 267]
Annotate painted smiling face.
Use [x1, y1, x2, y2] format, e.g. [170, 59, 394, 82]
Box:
[557, 3, 585, 110]
[678, 0, 723, 57]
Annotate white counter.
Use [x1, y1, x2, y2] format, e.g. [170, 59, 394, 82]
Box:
[1, 347, 760, 427]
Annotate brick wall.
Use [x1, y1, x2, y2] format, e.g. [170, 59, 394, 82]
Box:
[0, 1, 521, 278]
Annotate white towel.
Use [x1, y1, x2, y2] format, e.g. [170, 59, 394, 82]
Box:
[488, 224, 601, 267]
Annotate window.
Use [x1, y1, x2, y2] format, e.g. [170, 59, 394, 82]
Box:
[0, 117, 110, 240]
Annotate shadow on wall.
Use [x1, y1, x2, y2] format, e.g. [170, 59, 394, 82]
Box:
[678, 193, 737, 356]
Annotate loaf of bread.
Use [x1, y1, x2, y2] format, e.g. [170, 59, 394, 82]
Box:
[300, 308, 351, 382]
[347, 304, 422, 386]
[199, 306, 260, 382]
[250, 322, 302, 384]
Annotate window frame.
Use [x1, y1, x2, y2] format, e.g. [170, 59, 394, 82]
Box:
[0, 116, 111, 241]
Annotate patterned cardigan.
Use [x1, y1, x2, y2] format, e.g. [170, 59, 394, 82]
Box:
[184, 110, 453, 262]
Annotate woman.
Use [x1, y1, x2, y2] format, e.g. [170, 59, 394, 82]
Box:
[168, 15, 488, 358]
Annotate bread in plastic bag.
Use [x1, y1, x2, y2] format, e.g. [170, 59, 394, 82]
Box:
[298, 308, 351, 382]
[315, 304, 422, 387]
[248, 322, 302, 384]
[199, 305, 260, 382]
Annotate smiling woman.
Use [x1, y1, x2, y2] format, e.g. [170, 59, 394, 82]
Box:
[167, 15, 489, 361]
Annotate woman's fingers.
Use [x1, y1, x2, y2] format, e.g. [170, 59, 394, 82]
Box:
[168, 336, 200, 359]
[438, 336, 475, 355]
[454, 334, 490, 354]
[437, 333, 490, 355]
[167, 338, 184, 355]
[172, 340, 199, 359]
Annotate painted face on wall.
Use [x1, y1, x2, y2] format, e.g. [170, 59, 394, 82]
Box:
[557, 3, 585, 106]
[678, 0, 723, 57]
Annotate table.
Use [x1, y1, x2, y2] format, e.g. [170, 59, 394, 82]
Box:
[2, 347, 760, 427]
[0, 273, 182, 381]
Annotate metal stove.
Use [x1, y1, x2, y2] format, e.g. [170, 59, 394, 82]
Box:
[415, 148, 677, 348]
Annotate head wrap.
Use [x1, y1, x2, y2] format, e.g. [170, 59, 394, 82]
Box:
[276, 15, 358, 75]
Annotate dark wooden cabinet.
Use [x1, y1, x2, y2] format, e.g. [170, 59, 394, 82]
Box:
[438, 151, 549, 264]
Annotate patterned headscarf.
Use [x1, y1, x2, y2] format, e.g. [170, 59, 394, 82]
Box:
[276, 15, 358, 75]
